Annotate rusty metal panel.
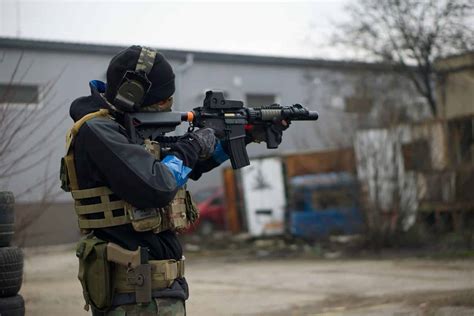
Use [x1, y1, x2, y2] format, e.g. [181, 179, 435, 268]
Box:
[223, 168, 241, 233]
[285, 148, 356, 178]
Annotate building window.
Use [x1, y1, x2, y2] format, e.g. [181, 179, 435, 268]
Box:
[246, 94, 276, 107]
[0, 84, 40, 105]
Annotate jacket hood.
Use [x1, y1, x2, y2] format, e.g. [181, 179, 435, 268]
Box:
[70, 80, 108, 122]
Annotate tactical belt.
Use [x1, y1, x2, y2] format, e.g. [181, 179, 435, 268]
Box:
[111, 286, 186, 307]
[106, 242, 184, 305]
[113, 259, 185, 294]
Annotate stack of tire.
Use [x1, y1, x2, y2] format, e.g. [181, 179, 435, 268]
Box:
[0, 192, 25, 316]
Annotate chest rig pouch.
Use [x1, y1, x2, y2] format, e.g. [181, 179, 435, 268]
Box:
[60, 110, 199, 234]
[126, 139, 199, 233]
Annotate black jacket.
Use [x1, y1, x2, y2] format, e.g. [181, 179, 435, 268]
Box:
[70, 80, 226, 301]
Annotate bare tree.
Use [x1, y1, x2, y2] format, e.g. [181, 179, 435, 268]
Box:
[333, 0, 473, 116]
[0, 51, 65, 245]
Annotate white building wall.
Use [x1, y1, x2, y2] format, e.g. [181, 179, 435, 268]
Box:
[0, 41, 426, 203]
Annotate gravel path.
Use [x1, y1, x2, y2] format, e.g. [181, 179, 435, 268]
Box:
[20, 245, 474, 315]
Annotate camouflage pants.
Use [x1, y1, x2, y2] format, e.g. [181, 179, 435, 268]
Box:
[92, 298, 185, 316]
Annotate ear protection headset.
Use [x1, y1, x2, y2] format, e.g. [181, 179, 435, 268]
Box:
[113, 47, 157, 112]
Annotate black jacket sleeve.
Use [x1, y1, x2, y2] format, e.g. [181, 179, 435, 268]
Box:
[188, 158, 221, 180]
[78, 117, 183, 209]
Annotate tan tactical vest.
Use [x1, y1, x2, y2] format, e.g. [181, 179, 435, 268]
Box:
[60, 109, 199, 234]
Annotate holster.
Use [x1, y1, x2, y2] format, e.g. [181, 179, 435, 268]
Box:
[107, 243, 153, 304]
[76, 239, 185, 311]
[106, 243, 185, 305]
[76, 235, 113, 311]
[127, 262, 152, 304]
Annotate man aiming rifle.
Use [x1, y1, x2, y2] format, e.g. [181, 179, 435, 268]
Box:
[60, 45, 318, 316]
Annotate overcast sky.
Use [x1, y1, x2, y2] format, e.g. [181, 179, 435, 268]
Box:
[0, 0, 351, 59]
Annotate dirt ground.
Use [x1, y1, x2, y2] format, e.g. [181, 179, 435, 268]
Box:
[20, 244, 474, 316]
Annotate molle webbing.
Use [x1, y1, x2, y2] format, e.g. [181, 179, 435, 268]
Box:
[64, 109, 111, 191]
[161, 189, 188, 231]
[63, 109, 131, 229]
[72, 186, 130, 229]
[63, 109, 196, 232]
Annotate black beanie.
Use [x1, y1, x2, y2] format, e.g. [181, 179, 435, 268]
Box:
[105, 45, 175, 108]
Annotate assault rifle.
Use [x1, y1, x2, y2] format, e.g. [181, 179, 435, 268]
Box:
[124, 91, 319, 169]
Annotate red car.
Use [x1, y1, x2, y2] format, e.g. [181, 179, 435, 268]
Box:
[188, 187, 226, 235]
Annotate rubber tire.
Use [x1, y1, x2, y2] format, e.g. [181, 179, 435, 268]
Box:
[0, 247, 23, 297]
[0, 192, 15, 205]
[0, 295, 25, 316]
[0, 224, 14, 247]
[0, 192, 15, 247]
